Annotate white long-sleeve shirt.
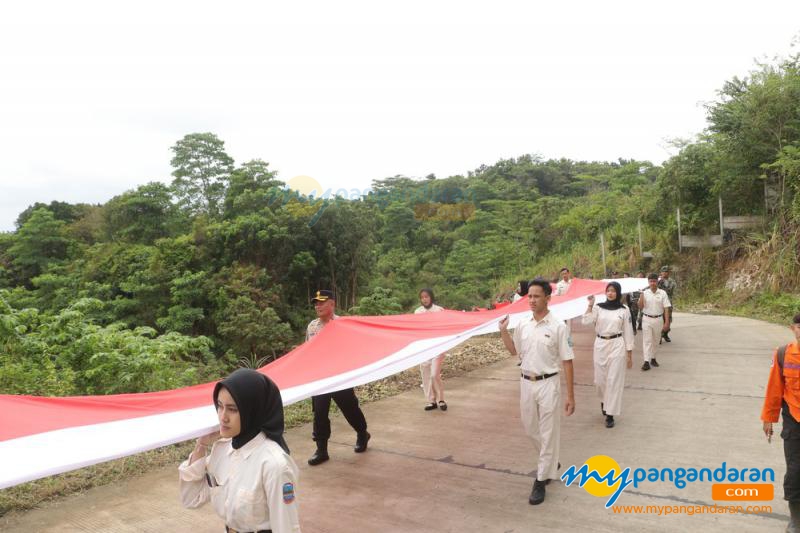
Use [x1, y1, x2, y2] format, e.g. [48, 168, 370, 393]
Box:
[581, 305, 635, 353]
[179, 433, 301, 533]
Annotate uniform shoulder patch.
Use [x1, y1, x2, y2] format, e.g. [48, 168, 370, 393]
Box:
[282, 482, 295, 503]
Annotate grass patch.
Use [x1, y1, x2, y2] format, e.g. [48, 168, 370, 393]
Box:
[682, 289, 800, 326]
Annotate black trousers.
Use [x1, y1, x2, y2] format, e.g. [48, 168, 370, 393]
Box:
[629, 301, 639, 330]
[782, 403, 800, 502]
[312, 388, 367, 442]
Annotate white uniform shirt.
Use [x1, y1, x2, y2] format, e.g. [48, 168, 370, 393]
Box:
[414, 304, 444, 314]
[555, 279, 571, 296]
[179, 433, 301, 533]
[306, 314, 339, 341]
[512, 311, 574, 375]
[581, 305, 635, 351]
[639, 288, 672, 316]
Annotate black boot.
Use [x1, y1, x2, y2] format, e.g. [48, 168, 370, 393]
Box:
[789, 501, 800, 533]
[354, 431, 370, 453]
[529, 479, 546, 505]
[308, 440, 329, 466]
[605, 415, 615, 428]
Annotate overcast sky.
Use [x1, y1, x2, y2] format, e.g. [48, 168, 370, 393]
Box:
[1, 1, 798, 231]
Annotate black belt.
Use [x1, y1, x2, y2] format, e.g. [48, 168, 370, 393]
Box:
[643, 313, 663, 318]
[597, 333, 622, 339]
[521, 372, 558, 381]
[226, 528, 271, 533]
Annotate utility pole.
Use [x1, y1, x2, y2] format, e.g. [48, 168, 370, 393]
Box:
[638, 219, 643, 257]
[600, 232, 607, 277]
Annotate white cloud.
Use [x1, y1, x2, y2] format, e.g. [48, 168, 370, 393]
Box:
[1, 0, 798, 230]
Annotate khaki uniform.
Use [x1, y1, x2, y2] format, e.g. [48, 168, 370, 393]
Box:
[581, 306, 634, 415]
[555, 279, 571, 296]
[415, 304, 446, 402]
[179, 433, 301, 533]
[512, 312, 574, 481]
[638, 288, 671, 363]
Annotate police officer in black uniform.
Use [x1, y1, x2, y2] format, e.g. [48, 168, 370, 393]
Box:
[305, 290, 370, 466]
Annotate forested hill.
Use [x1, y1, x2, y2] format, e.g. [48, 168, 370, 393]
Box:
[2, 54, 799, 397]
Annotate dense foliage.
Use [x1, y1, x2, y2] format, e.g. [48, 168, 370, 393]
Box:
[2, 54, 799, 396]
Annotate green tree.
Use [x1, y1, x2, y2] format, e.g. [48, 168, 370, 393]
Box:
[217, 296, 293, 363]
[223, 159, 283, 218]
[103, 182, 183, 243]
[170, 132, 235, 217]
[349, 287, 403, 316]
[8, 208, 73, 284]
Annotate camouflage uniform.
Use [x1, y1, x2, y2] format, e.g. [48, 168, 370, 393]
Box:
[658, 274, 677, 339]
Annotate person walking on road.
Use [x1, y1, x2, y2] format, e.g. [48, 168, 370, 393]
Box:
[761, 313, 800, 532]
[658, 266, 677, 343]
[415, 288, 448, 411]
[499, 278, 575, 506]
[582, 282, 634, 428]
[638, 273, 671, 371]
[305, 290, 370, 466]
[179, 368, 301, 533]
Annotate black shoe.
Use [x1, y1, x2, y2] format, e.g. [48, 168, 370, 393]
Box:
[529, 479, 546, 505]
[641, 361, 650, 371]
[308, 441, 329, 466]
[354, 431, 370, 453]
[663, 334, 671, 343]
[650, 358, 659, 367]
[438, 401, 447, 411]
[424, 402, 437, 411]
[605, 415, 615, 428]
[637, 324, 642, 331]
[601, 402, 606, 416]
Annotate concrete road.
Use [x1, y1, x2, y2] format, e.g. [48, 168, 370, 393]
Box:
[1, 313, 793, 532]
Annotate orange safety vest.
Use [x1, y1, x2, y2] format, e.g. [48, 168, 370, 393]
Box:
[761, 342, 800, 423]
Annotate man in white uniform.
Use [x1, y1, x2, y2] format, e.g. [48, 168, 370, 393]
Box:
[638, 273, 672, 371]
[499, 278, 575, 506]
[415, 288, 447, 411]
[555, 268, 572, 296]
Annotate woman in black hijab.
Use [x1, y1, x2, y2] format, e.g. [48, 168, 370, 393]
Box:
[581, 282, 634, 428]
[513, 280, 529, 302]
[179, 369, 301, 533]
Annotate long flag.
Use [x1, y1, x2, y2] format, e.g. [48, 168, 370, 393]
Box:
[0, 277, 646, 489]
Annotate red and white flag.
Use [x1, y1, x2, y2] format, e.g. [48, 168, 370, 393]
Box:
[0, 278, 645, 488]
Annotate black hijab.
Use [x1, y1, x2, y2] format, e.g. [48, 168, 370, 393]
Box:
[213, 368, 290, 454]
[516, 280, 529, 298]
[598, 281, 624, 311]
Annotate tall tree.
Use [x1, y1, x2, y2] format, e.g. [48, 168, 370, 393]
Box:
[8, 208, 73, 284]
[103, 182, 182, 243]
[170, 133, 235, 217]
